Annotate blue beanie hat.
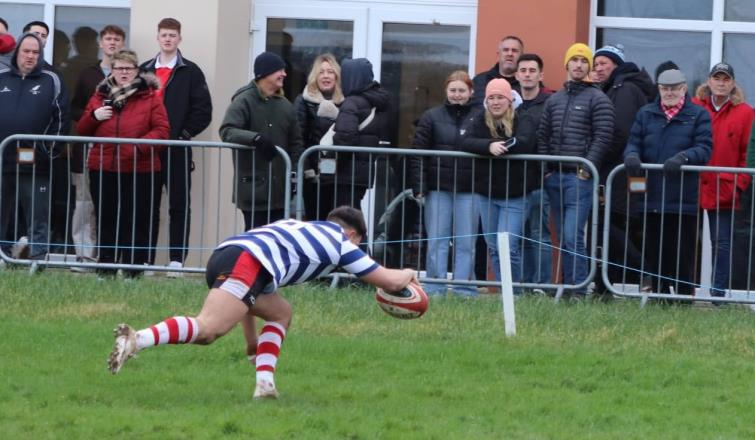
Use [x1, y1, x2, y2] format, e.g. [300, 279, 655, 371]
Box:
[594, 44, 625, 66]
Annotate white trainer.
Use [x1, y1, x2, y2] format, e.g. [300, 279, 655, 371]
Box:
[108, 324, 138, 374]
[166, 261, 183, 278]
[11, 236, 29, 259]
[253, 380, 279, 400]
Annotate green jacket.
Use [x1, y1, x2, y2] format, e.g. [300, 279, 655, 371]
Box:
[220, 81, 303, 211]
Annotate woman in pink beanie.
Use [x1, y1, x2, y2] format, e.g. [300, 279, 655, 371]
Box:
[461, 78, 539, 286]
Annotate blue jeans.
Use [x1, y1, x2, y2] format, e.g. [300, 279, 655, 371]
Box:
[545, 172, 593, 291]
[522, 189, 552, 284]
[708, 209, 733, 296]
[423, 191, 478, 295]
[478, 194, 528, 283]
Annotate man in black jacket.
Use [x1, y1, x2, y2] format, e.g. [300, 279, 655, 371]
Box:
[592, 44, 656, 295]
[141, 18, 212, 276]
[537, 43, 615, 298]
[516, 53, 553, 287]
[471, 35, 523, 106]
[0, 33, 70, 261]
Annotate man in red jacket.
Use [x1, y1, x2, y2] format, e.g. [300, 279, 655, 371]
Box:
[693, 62, 754, 298]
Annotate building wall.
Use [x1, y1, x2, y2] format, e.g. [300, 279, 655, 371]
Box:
[130, 0, 253, 266]
[475, 0, 590, 90]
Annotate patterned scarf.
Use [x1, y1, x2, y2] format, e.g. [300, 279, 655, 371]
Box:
[662, 95, 685, 121]
[105, 75, 142, 110]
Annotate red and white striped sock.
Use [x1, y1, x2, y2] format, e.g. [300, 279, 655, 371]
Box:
[135, 316, 199, 350]
[256, 321, 286, 385]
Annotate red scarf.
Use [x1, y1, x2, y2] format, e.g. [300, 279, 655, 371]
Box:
[662, 95, 685, 121]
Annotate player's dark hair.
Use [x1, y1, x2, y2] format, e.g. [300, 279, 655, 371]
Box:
[0, 18, 9, 31]
[517, 53, 543, 71]
[327, 206, 367, 238]
[23, 21, 49, 34]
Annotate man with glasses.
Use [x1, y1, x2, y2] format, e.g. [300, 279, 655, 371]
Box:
[623, 69, 712, 298]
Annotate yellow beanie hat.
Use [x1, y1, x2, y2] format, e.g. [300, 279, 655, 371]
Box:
[563, 43, 593, 69]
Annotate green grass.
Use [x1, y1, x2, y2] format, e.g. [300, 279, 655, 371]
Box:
[0, 270, 753, 439]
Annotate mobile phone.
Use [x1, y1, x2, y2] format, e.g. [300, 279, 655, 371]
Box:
[502, 137, 517, 149]
[102, 99, 113, 107]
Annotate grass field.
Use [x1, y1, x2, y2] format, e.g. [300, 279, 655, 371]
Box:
[0, 269, 753, 439]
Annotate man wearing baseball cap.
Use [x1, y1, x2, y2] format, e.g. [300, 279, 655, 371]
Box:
[220, 51, 303, 230]
[537, 43, 615, 299]
[623, 68, 712, 299]
[693, 62, 754, 298]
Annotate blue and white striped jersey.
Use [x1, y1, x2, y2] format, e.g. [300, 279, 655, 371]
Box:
[217, 219, 378, 289]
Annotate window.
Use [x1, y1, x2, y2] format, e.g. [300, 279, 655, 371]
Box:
[1, 3, 45, 36]
[592, 0, 755, 105]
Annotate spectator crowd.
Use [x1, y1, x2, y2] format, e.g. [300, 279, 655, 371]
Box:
[1, 17, 754, 301]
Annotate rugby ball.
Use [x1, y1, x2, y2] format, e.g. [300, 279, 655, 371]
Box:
[375, 281, 429, 319]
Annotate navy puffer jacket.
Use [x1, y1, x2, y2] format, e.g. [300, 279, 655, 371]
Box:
[537, 80, 614, 171]
[624, 96, 712, 215]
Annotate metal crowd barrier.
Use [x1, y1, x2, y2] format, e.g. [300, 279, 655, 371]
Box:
[603, 163, 755, 306]
[296, 145, 601, 298]
[0, 134, 291, 274]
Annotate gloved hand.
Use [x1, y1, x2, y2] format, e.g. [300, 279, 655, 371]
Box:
[624, 154, 642, 177]
[251, 133, 276, 160]
[663, 152, 688, 176]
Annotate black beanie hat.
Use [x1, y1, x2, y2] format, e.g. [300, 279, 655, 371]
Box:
[254, 51, 286, 80]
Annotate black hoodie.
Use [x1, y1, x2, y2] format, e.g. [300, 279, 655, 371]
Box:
[0, 33, 69, 173]
[333, 58, 393, 186]
[599, 62, 656, 181]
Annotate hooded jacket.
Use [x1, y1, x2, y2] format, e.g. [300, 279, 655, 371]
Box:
[219, 79, 303, 211]
[140, 50, 212, 140]
[0, 33, 69, 174]
[77, 73, 169, 173]
[693, 88, 754, 210]
[333, 58, 393, 186]
[624, 96, 712, 215]
[537, 80, 615, 172]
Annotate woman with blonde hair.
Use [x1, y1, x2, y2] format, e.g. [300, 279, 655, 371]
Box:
[293, 53, 344, 220]
[461, 78, 537, 285]
[411, 70, 478, 295]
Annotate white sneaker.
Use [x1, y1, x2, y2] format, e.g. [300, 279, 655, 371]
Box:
[253, 380, 279, 400]
[11, 236, 29, 259]
[108, 324, 138, 374]
[166, 261, 183, 278]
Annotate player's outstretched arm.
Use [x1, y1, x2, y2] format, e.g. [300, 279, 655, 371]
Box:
[361, 267, 417, 292]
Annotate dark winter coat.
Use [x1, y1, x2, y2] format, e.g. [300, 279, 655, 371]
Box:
[624, 96, 712, 215]
[219, 80, 303, 211]
[0, 33, 69, 174]
[600, 62, 656, 180]
[410, 101, 478, 193]
[141, 51, 212, 140]
[461, 110, 539, 199]
[71, 63, 106, 122]
[471, 63, 520, 107]
[293, 86, 341, 172]
[77, 73, 170, 173]
[333, 58, 392, 187]
[537, 80, 615, 172]
[693, 94, 754, 210]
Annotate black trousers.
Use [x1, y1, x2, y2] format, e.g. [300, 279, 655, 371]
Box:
[90, 170, 161, 267]
[156, 146, 192, 263]
[644, 213, 699, 295]
[241, 209, 285, 231]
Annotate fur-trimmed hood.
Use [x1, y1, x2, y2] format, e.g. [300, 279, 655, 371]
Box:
[695, 82, 745, 106]
[96, 71, 161, 95]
